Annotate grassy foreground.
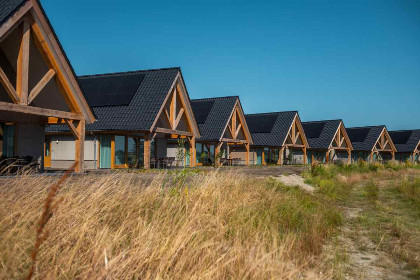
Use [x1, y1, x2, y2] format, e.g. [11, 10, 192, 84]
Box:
[304, 162, 420, 279]
[0, 170, 341, 279]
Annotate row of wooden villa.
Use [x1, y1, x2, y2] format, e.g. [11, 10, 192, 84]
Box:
[0, 0, 419, 172]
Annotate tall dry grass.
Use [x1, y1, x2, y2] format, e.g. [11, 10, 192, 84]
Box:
[0, 170, 339, 279]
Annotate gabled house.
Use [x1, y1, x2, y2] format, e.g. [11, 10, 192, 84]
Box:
[302, 119, 353, 164]
[190, 96, 252, 165]
[347, 125, 396, 163]
[0, 0, 95, 172]
[46, 67, 200, 169]
[243, 111, 309, 165]
[389, 129, 420, 164]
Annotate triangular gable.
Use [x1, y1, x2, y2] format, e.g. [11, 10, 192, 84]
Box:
[282, 113, 309, 148]
[0, 0, 95, 123]
[151, 71, 200, 137]
[220, 98, 252, 143]
[372, 127, 396, 152]
[329, 121, 353, 150]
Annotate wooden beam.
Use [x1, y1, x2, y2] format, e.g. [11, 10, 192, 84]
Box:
[65, 119, 79, 140]
[245, 143, 249, 166]
[17, 18, 30, 105]
[284, 144, 306, 148]
[153, 127, 193, 137]
[291, 121, 296, 144]
[144, 134, 151, 169]
[111, 135, 115, 169]
[227, 124, 233, 137]
[28, 69, 55, 104]
[170, 88, 176, 129]
[348, 149, 351, 164]
[235, 123, 242, 139]
[163, 109, 172, 129]
[215, 141, 223, 166]
[174, 108, 184, 130]
[30, 21, 80, 112]
[278, 147, 285, 166]
[0, 67, 19, 103]
[221, 138, 248, 144]
[0, 101, 83, 119]
[74, 120, 85, 172]
[231, 108, 237, 139]
[188, 136, 196, 167]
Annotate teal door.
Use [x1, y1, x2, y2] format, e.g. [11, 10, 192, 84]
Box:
[99, 135, 112, 168]
[256, 149, 262, 165]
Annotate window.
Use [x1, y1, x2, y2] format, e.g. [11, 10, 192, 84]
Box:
[115, 136, 125, 165]
[196, 143, 202, 163]
[1, 124, 15, 157]
[138, 139, 144, 166]
[127, 137, 137, 167]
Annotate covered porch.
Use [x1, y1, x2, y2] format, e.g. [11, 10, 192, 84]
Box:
[0, 3, 94, 172]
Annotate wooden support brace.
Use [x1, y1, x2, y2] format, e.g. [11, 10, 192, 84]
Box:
[28, 69, 55, 104]
[65, 119, 79, 140]
[235, 123, 242, 139]
[174, 108, 184, 130]
[164, 109, 171, 129]
[0, 67, 20, 103]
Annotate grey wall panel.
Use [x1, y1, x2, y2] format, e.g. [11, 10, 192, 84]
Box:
[50, 135, 96, 161]
[17, 123, 44, 162]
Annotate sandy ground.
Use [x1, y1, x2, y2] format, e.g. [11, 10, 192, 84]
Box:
[274, 173, 315, 193]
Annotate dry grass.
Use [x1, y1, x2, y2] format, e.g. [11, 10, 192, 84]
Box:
[0, 170, 340, 279]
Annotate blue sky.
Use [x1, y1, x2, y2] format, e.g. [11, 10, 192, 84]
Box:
[42, 0, 420, 130]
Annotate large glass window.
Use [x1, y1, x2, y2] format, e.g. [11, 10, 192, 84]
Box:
[1, 124, 15, 157]
[209, 145, 215, 163]
[115, 136, 125, 165]
[138, 139, 144, 166]
[127, 137, 137, 167]
[196, 143, 202, 163]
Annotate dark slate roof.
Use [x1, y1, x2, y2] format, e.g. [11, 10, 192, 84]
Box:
[389, 130, 420, 153]
[190, 96, 238, 141]
[346, 125, 385, 151]
[245, 111, 298, 147]
[47, 67, 181, 132]
[0, 0, 26, 25]
[302, 120, 342, 149]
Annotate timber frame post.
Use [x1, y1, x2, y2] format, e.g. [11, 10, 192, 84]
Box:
[278, 147, 285, 166]
[144, 133, 151, 169]
[347, 148, 351, 164]
[74, 120, 85, 172]
[63, 119, 85, 172]
[188, 136, 196, 167]
[215, 142, 223, 167]
[245, 143, 250, 166]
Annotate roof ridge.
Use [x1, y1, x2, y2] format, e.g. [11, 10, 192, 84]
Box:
[78, 67, 180, 79]
[191, 96, 239, 101]
[389, 129, 420, 133]
[245, 111, 297, 116]
[347, 125, 385, 129]
[302, 119, 342, 123]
